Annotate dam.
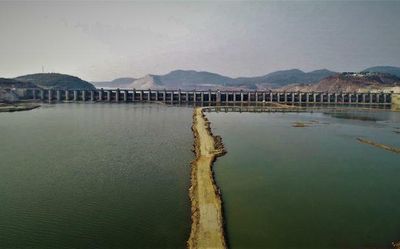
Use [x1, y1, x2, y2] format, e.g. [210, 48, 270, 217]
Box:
[25, 88, 396, 106]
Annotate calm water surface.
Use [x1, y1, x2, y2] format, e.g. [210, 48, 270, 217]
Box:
[208, 109, 400, 249]
[0, 103, 193, 249]
[2, 104, 400, 249]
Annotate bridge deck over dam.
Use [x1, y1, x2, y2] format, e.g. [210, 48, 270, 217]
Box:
[26, 88, 396, 106]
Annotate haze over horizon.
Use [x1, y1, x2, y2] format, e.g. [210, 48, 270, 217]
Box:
[1, 1, 399, 81]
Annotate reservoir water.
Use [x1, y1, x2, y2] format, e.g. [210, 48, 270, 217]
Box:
[2, 103, 400, 249]
[0, 103, 193, 249]
[208, 109, 400, 249]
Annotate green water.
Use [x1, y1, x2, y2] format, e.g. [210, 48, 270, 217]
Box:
[208, 110, 400, 249]
[2, 104, 400, 249]
[0, 103, 193, 249]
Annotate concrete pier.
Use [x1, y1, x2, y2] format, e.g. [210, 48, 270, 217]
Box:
[56, 90, 61, 101]
[216, 91, 221, 104]
[140, 90, 143, 101]
[106, 90, 111, 102]
[116, 89, 120, 102]
[99, 89, 103, 101]
[123, 90, 128, 102]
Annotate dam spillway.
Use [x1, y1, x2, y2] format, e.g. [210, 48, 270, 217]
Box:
[26, 88, 395, 105]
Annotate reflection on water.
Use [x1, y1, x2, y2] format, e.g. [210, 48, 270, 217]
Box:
[0, 103, 193, 249]
[326, 112, 381, 121]
[322, 108, 400, 123]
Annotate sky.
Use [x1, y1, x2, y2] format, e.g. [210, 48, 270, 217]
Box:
[0, 0, 399, 81]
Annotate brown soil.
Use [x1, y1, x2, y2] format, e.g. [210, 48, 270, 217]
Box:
[187, 108, 227, 249]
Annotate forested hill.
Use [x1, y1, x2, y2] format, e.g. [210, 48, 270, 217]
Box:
[16, 73, 95, 90]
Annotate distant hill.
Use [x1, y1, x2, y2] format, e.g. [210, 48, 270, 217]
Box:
[128, 69, 337, 90]
[362, 66, 400, 78]
[129, 70, 239, 90]
[93, 77, 136, 88]
[279, 72, 400, 92]
[234, 69, 337, 89]
[111, 77, 136, 85]
[0, 78, 39, 89]
[0, 78, 41, 102]
[8, 66, 400, 92]
[16, 73, 95, 90]
[130, 75, 163, 89]
[152, 70, 237, 89]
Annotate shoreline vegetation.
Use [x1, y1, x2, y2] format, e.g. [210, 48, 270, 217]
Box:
[187, 108, 227, 249]
[0, 103, 40, 112]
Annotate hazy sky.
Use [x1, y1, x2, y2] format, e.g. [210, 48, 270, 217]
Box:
[1, 1, 399, 81]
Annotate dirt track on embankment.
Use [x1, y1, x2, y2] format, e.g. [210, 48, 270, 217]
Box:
[187, 108, 227, 249]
